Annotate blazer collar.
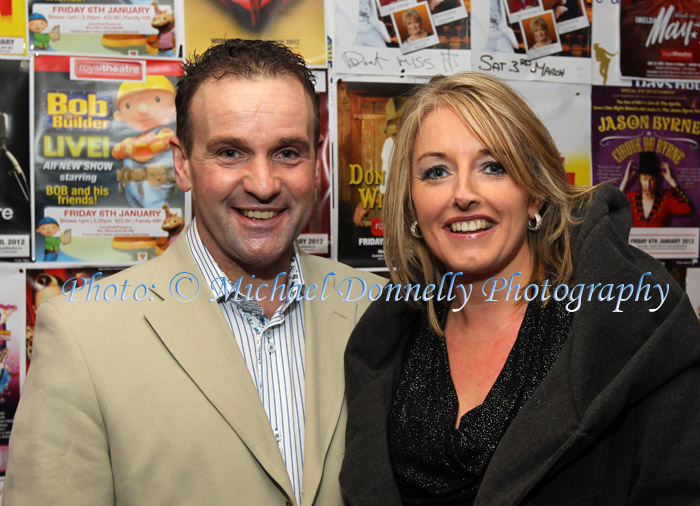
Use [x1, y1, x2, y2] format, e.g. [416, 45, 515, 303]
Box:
[144, 232, 295, 500]
[297, 251, 356, 506]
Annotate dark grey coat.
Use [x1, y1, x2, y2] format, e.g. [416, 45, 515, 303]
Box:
[341, 186, 700, 505]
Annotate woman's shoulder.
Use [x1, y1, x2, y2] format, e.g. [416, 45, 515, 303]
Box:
[346, 297, 422, 369]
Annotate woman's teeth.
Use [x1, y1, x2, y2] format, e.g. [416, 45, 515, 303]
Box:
[450, 219, 492, 233]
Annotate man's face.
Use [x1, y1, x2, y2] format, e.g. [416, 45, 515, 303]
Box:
[640, 174, 657, 198]
[115, 89, 176, 132]
[172, 75, 319, 277]
[28, 19, 47, 33]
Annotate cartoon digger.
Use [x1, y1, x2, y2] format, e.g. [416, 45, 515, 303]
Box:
[112, 75, 177, 209]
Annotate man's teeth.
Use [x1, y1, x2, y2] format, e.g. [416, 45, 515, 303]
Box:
[450, 219, 492, 233]
[240, 210, 279, 220]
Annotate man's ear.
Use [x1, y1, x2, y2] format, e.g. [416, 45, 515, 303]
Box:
[114, 110, 122, 122]
[170, 136, 192, 192]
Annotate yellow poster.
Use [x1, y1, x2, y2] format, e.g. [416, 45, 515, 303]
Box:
[184, 0, 325, 66]
[0, 0, 28, 55]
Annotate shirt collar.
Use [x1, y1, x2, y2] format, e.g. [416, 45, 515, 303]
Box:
[186, 218, 305, 309]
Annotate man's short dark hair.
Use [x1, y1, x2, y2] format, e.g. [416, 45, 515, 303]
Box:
[176, 39, 319, 154]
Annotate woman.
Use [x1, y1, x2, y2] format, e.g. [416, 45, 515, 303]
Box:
[340, 72, 700, 505]
[403, 9, 429, 42]
[530, 16, 553, 48]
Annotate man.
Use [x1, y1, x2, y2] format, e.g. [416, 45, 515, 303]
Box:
[619, 151, 691, 227]
[5, 39, 383, 506]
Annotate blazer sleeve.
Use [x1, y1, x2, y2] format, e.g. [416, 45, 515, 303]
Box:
[4, 302, 114, 506]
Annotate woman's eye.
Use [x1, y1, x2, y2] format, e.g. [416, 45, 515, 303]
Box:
[483, 162, 506, 176]
[420, 166, 448, 180]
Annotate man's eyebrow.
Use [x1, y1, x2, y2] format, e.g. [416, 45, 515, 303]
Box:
[276, 137, 312, 148]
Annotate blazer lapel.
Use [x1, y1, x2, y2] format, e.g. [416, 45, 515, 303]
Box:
[299, 253, 356, 506]
[143, 235, 294, 499]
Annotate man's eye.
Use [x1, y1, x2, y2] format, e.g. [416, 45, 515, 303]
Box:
[278, 149, 299, 161]
[218, 149, 240, 159]
[420, 166, 448, 180]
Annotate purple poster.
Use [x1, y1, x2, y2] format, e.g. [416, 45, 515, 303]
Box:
[592, 85, 700, 259]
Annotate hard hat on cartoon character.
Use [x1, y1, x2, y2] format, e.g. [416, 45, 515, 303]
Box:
[114, 75, 176, 132]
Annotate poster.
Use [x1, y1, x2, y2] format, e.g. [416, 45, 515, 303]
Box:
[334, 0, 470, 76]
[336, 80, 416, 267]
[0, 58, 31, 260]
[185, 0, 326, 66]
[33, 54, 188, 263]
[471, 0, 591, 84]
[25, 266, 120, 370]
[511, 79, 591, 186]
[590, 0, 620, 86]
[297, 70, 330, 256]
[0, 0, 27, 55]
[620, 1, 700, 82]
[0, 266, 26, 477]
[27, 0, 180, 57]
[591, 85, 700, 259]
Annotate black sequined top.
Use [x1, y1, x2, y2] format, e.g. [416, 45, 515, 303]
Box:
[387, 300, 572, 505]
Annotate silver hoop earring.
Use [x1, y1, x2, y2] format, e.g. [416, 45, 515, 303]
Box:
[528, 213, 542, 231]
[410, 221, 422, 239]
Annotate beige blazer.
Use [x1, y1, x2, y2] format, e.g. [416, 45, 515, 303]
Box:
[5, 234, 383, 506]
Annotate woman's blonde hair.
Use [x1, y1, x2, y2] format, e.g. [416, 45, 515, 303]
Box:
[402, 8, 422, 26]
[383, 72, 591, 333]
[530, 16, 548, 33]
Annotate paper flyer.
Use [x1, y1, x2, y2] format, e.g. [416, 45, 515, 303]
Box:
[471, 0, 591, 84]
[334, 0, 470, 76]
[591, 85, 700, 259]
[0, 0, 27, 55]
[620, 1, 700, 82]
[0, 58, 32, 260]
[0, 266, 26, 476]
[686, 266, 700, 319]
[297, 71, 330, 256]
[184, 0, 326, 66]
[33, 54, 187, 263]
[336, 80, 417, 267]
[27, 0, 180, 57]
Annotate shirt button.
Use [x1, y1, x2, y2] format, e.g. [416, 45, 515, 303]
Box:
[267, 342, 277, 353]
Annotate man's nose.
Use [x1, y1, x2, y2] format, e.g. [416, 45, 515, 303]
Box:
[242, 159, 281, 202]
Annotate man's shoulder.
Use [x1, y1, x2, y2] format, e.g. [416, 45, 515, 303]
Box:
[46, 240, 184, 313]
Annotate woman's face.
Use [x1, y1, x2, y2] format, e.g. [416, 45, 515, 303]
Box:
[533, 25, 547, 44]
[406, 17, 422, 37]
[411, 107, 539, 281]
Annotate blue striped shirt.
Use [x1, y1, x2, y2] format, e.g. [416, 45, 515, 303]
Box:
[186, 220, 305, 505]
